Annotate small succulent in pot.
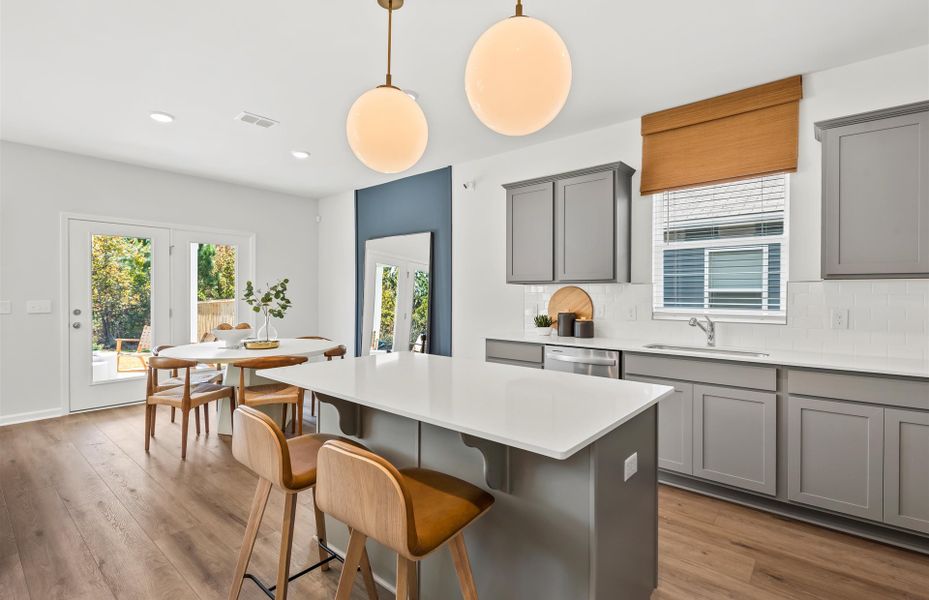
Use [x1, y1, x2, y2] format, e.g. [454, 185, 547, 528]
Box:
[533, 313, 553, 336]
[243, 278, 292, 341]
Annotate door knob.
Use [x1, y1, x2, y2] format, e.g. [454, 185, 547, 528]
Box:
[72, 322, 81, 329]
[73, 308, 82, 315]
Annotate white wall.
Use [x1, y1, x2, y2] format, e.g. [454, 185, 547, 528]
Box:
[316, 190, 356, 356]
[0, 141, 319, 423]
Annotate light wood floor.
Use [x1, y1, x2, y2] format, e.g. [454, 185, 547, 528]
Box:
[1, 404, 927, 600]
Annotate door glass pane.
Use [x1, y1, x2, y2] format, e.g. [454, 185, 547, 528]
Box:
[409, 269, 430, 352]
[370, 263, 398, 353]
[91, 234, 152, 382]
[191, 243, 238, 342]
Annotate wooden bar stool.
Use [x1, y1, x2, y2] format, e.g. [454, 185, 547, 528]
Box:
[232, 356, 308, 435]
[145, 357, 234, 460]
[316, 440, 495, 600]
[297, 336, 347, 417]
[228, 407, 378, 600]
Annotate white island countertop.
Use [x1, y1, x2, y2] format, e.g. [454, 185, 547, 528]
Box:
[260, 353, 673, 460]
[489, 332, 929, 379]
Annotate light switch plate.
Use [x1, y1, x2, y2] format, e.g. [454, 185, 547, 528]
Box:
[830, 308, 849, 329]
[624, 452, 638, 482]
[26, 299, 52, 314]
[0, 300, 10, 315]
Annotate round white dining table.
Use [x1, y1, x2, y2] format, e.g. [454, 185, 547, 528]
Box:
[160, 338, 339, 435]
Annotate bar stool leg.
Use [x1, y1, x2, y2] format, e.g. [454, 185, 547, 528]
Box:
[311, 488, 332, 572]
[228, 479, 272, 600]
[449, 533, 478, 600]
[360, 548, 379, 599]
[335, 529, 367, 600]
[396, 556, 411, 600]
[276, 493, 298, 600]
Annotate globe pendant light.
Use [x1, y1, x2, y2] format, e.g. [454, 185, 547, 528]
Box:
[347, 0, 428, 174]
[465, 0, 572, 136]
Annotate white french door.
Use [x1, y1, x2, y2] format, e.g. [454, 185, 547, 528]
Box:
[67, 219, 170, 411]
[66, 219, 255, 413]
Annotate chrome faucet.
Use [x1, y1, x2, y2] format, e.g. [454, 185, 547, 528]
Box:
[689, 316, 716, 347]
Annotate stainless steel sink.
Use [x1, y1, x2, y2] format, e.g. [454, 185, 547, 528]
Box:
[643, 343, 769, 358]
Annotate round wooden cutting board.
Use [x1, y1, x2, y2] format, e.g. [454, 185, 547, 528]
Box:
[547, 286, 594, 321]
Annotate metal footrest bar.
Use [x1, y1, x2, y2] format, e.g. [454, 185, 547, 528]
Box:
[243, 542, 344, 599]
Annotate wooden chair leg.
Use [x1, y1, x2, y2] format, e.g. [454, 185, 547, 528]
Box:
[195, 407, 201, 436]
[310, 392, 316, 417]
[396, 556, 412, 600]
[144, 404, 152, 452]
[227, 479, 272, 600]
[449, 533, 478, 600]
[181, 409, 190, 460]
[311, 487, 332, 572]
[203, 404, 210, 435]
[360, 547, 379, 600]
[150, 405, 157, 437]
[297, 394, 304, 436]
[335, 529, 367, 600]
[276, 493, 299, 600]
[171, 406, 176, 423]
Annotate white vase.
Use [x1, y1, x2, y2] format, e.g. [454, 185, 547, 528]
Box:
[535, 326, 552, 336]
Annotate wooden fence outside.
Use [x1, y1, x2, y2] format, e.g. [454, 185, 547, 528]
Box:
[197, 299, 237, 339]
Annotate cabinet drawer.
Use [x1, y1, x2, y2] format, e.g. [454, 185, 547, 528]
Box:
[486, 340, 543, 364]
[788, 370, 929, 410]
[624, 353, 777, 391]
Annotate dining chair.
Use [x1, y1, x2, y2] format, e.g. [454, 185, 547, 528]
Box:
[231, 356, 309, 435]
[298, 336, 347, 416]
[116, 324, 153, 372]
[145, 356, 234, 460]
[151, 344, 224, 428]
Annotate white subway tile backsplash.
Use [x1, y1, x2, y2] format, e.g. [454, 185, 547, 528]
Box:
[523, 279, 929, 360]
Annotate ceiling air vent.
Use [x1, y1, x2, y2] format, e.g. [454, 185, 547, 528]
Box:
[234, 111, 279, 129]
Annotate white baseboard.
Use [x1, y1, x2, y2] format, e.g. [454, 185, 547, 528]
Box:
[0, 407, 66, 427]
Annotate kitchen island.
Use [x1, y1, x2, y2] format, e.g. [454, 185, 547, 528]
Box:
[262, 353, 673, 600]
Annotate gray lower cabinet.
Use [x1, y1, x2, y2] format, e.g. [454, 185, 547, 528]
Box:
[883, 409, 929, 534]
[625, 376, 693, 474]
[485, 339, 543, 369]
[693, 385, 777, 495]
[555, 170, 615, 282]
[816, 101, 929, 278]
[506, 182, 554, 283]
[788, 396, 884, 521]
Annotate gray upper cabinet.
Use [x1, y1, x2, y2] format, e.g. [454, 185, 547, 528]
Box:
[693, 384, 777, 495]
[788, 396, 884, 521]
[555, 170, 616, 281]
[884, 408, 929, 534]
[816, 101, 929, 278]
[504, 162, 633, 284]
[506, 182, 554, 283]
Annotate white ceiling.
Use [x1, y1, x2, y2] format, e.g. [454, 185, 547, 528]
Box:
[2, 1, 927, 198]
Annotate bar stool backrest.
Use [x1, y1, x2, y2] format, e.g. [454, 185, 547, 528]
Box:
[316, 440, 417, 559]
[232, 406, 294, 490]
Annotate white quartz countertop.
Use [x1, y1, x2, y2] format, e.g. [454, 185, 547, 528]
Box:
[260, 353, 673, 460]
[488, 332, 929, 379]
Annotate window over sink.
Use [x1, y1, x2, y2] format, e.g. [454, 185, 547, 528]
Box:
[652, 174, 788, 323]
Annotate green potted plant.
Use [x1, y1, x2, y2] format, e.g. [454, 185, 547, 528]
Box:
[243, 278, 292, 342]
[533, 313, 553, 336]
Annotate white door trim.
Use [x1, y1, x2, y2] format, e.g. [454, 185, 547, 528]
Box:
[58, 212, 256, 415]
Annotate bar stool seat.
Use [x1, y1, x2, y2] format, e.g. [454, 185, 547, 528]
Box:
[285, 433, 354, 490]
[401, 468, 495, 556]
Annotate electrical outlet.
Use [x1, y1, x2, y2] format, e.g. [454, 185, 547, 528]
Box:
[623, 305, 637, 321]
[624, 452, 638, 482]
[830, 308, 849, 329]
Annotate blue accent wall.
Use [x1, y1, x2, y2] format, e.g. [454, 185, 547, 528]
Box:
[355, 167, 452, 356]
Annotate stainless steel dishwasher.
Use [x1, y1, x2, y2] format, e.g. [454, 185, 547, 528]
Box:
[544, 345, 620, 378]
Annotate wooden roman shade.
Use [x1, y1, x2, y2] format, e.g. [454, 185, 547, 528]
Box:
[640, 76, 802, 194]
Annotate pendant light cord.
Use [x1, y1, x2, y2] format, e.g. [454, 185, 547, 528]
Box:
[385, 0, 393, 87]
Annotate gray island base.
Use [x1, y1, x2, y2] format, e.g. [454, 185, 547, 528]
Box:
[316, 400, 658, 600]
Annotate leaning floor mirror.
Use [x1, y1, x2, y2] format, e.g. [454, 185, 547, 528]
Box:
[361, 232, 433, 355]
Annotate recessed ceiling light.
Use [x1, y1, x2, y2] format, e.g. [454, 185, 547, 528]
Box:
[149, 111, 175, 123]
[403, 89, 419, 101]
[290, 150, 311, 160]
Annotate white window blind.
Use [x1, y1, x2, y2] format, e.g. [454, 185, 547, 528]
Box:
[652, 174, 788, 323]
